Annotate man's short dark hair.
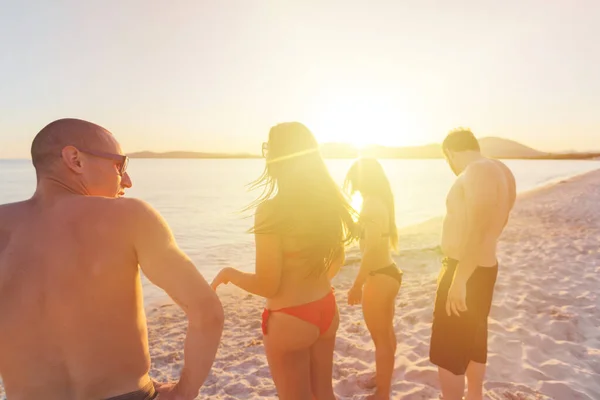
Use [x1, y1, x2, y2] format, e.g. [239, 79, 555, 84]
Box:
[442, 128, 480, 152]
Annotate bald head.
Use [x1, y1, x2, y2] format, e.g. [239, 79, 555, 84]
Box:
[31, 118, 114, 174]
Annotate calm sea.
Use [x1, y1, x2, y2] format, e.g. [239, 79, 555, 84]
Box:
[1, 158, 598, 304]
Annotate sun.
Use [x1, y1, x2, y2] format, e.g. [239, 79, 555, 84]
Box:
[308, 91, 415, 148]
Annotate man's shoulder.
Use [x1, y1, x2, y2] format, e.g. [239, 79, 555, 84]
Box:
[69, 196, 160, 227]
[494, 159, 516, 184]
[467, 158, 498, 172]
[0, 200, 32, 226]
[105, 197, 159, 221]
[0, 200, 30, 214]
[78, 196, 151, 210]
[468, 158, 515, 183]
[111, 196, 153, 211]
[87, 198, 170, 244]
[464, 159, 505, 182]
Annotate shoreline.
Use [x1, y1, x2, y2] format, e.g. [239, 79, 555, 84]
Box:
[141, 166, 600, 312]
[143, 168, 600, 399]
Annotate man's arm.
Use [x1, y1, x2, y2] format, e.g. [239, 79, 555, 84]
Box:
[454, 164, 498, 283]
[226, 201, 283, 297]
[130, 199, 224, 399]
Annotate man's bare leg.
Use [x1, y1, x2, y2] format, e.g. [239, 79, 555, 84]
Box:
[438, 367, 465, 400]
[465, 362, 486, 400]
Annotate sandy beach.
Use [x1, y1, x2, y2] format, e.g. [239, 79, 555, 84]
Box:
[2, 169, 600, 400]
[145, 168, 600, 400]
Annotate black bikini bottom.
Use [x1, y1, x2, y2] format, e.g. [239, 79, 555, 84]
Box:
[369, 262, 403, 285]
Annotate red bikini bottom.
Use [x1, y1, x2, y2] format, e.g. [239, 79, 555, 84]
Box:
[261, 290, 336, 335]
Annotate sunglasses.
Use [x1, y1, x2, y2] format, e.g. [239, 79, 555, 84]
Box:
[78, 148, 129, 176]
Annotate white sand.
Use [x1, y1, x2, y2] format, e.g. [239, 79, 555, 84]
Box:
[2, 169, 600, 399]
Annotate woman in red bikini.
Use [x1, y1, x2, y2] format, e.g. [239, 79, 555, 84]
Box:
[345, 158, 402, 400]
[211, 122, 356, 399]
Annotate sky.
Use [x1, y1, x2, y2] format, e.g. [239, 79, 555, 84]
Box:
[1, 0, 599, 158]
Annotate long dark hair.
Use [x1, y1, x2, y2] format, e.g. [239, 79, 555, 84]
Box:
[344, 157, 398, 251]
[247, 122, 357, 276]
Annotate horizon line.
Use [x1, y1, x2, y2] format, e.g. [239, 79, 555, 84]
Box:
[3, 137, 600, 160]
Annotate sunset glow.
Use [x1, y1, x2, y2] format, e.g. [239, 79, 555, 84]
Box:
[1, 1, 599, 158]
[308, 90, 417, 149]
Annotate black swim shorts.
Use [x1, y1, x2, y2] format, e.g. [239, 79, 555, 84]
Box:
[105, 381, 157, 400]
[429, 257, 498, 375]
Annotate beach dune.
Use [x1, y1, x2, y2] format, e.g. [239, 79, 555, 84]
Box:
[2, 170, 600, 399]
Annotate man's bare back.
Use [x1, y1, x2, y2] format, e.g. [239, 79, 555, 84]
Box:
[431, 128, 518, 400]
[441, 158, 516, 266]
[0, 197, 153, 398]
[0, 119, 224, 400]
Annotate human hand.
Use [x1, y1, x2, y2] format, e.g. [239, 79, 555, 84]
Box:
[445, 279, 467, 317]
[153, 381, 185, 400]
[210, 267, 233, 291]
[347, 284, 362, 306]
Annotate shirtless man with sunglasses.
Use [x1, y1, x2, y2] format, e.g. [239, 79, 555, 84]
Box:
[0, 118, 224, 400]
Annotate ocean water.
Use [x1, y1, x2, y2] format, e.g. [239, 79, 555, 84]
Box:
[1, 158, 599, 304]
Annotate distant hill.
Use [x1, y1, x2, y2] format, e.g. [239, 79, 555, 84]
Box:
[320, 137, 550, 159]
[478, 137, 546, 158]
[478, 138, 600, 159]
[128, 138, 600, 160]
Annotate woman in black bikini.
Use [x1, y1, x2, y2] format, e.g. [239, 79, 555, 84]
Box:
[345, 157, 402, 400]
